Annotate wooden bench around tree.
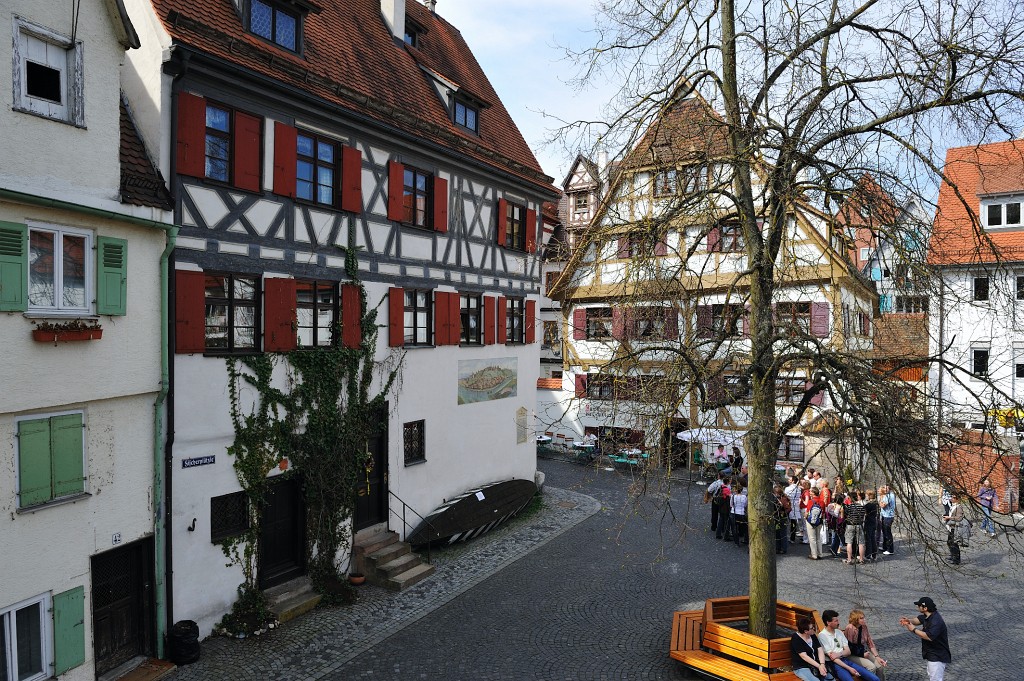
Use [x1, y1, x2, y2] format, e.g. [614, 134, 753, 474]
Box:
[670, 597, 825, 681]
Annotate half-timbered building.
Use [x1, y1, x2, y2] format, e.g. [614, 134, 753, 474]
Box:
[539, 98, 877, 474]
[122, 0, 556, 635]
[1, 1, 176, 678]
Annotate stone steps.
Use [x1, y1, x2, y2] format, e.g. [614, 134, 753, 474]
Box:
[265, 575, 322, 624]
[353, 527, 435, 591]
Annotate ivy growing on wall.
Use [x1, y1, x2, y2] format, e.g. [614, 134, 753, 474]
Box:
[223, 283, 400, 603]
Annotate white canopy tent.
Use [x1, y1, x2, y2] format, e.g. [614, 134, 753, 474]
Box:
[676, 428, 745, 455]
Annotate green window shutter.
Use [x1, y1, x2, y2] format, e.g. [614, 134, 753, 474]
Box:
[0, 221, 28, 312]
[96, 236, 128, 315]
[50, 414, 85, 498]
[53, 586, 86, 675]
[17, 418, 53, 507]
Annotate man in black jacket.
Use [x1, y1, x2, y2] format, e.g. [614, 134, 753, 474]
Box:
[899, 596, 951, 680]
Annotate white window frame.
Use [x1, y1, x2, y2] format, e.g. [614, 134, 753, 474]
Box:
[859, 247, 870, 262]
[27, 222, 94, 315]
[12, 16, 84, 126]
[971, 346, 990, 378]
[1, 593, 53, 681]
[982, 196, 1024, 229]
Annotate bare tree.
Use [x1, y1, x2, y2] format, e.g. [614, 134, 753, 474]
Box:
[548, 0, 1024, 637]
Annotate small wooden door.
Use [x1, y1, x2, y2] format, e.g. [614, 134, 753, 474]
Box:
[91, 538, 154, 675]
[354, 403, 389, 531]
[259, 477, 306, 589]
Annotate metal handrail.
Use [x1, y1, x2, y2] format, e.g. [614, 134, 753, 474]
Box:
[388, 489, 440, 564]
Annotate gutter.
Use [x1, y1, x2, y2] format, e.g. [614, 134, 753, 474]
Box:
[0, 187, 178, 658]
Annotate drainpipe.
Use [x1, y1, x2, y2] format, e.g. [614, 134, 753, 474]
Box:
[0, 187, 177, 656]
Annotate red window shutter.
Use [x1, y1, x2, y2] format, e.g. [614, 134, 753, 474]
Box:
[174, 270, 207, 353]
[387, 160, 406, 221]
[572, 308, 587, 340]
[707, 225, 721, 252]
[496, 296, 507, 343]
[176, 92, 206, 179]
[496, 198, 508, 246]
[264, 278, 297, 352]
[807, 381, 824, 406]
[484, 295, 496, 345]
[525, 208, 537, 253]
[273, 122, 297, 198]
[434, 292, 449, 345]
[433, 177, 449, 233]
[341, 284, 362, 348]
[233, 111, 262, 193]
[525, 299, 536, 343]
[575, 374, 588, 398]
[810, 302, 830, 337]
[617, 238, 630, 259]
[388, 287, 405, 347]
[340, 145, 363, 213]
[696, 305, 713, 338]
[663, 307, 678, 339]
[654, 235, 668, 256]
[611, 308, 625, 339]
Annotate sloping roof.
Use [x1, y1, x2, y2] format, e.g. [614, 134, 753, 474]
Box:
[621, 97, 730, 169]
[120, 97, 172, 210]
[930, 140, 1024, 265]
[151, 0, 554, 194]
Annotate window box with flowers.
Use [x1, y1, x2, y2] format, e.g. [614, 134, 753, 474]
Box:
[31, 320, 103, 343]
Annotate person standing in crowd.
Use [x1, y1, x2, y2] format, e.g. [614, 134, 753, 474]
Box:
[900, 597, 951, 681]
[943, 494, 966, 565]
[731, 483, 749, 546]
[818, 610, 880, 681]
[707, 471, 726, 535]
[791, 616, 832, 681]
[845, 610, 887, 678]
[844, 492, 867, 565]
[804, 486, 825, 559]
[978, 478, 997, 537]
[879, 484, 897, 555]
[939, 485, 953, 517]
[863, 490, 879, 561]
[826, 493, 846, 557]
[716, 477, 733, 540]
[785, 475, 803, 542]
[713, 444, 730, 469]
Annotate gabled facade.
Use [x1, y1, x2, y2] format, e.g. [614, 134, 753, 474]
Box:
[539, 98, 876, 472]
[928, 141, 1024, 511]
[0, 2, 175, 679]
[122, 0, 557, 636]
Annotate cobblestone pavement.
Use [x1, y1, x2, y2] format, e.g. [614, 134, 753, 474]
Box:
[171, 460, 1024, 679]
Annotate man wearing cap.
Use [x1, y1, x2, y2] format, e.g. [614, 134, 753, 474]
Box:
[899, 597, 951, 680]
[818, 609, 881, 681]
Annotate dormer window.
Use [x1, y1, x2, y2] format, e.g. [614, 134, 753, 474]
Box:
[454, 99, 479, 133]
[249, 0, 299, 51]
[404, 19, 424, 47]
[983, 197, 1023, 228]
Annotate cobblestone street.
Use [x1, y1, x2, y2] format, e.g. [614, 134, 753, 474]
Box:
[170, 459, 1024, 680]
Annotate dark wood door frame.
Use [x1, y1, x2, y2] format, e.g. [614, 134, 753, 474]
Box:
[258, 476, 307, 589]
[354, 401, 389, 531]
[91, 537, 155, 676]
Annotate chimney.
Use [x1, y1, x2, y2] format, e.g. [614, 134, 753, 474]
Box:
[597, 149, 609, 179]
[381, 0, 406, 41]
[423, 0, 437, 11]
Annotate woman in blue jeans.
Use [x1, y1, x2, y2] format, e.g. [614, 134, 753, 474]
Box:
[978, 478, 997, 536]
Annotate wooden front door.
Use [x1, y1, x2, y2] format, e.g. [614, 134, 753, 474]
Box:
[259, 476, 306, 589]
[91, 538, 154, 676]
[354, 404, 389, 531]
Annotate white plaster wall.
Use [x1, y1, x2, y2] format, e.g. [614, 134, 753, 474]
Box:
[0, 393, 156, 681]
[120, 0, 174, 176]
[0, 207, 165, 414]
[0, 0, 126, 206]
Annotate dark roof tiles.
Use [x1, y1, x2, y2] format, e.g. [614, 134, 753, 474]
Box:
[120, 97, 172, 210]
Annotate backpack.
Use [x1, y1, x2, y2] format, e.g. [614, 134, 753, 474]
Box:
[807, 504, 823, 527]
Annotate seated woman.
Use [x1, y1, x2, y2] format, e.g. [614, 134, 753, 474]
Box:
[844, 610, 886, 679]
[791, 616, 832, 680]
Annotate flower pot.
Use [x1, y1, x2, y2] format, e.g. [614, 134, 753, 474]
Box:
[32, 328, 103, 342]
[348, 573, 366, 586]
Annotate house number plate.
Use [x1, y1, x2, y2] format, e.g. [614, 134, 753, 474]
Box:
[112, 533, 122, 545]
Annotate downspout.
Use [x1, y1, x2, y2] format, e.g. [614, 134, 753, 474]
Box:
[154, 228, 177, 658]
[0, 186, 177, 656]
[936, 275, 945, 472]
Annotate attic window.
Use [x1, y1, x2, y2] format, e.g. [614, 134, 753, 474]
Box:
[249, 0, 300, 51]
[984, 198, 1022, 228]
[404, 20, 423, 47]
[454, 99, 479, 133]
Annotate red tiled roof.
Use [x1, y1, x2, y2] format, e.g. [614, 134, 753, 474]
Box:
[120, 97, 172, 210]
[930, 140, 1024, 265]
[151, 0, 554, 194]
[536, 378, 562, 390]
[622, 97, 730, 169]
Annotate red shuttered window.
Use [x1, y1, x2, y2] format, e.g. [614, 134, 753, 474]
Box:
[176, 93, 262, 192]
[174, 270, 206, 353]
[340, 284, 362, 348]
[264, 278, 298, 352]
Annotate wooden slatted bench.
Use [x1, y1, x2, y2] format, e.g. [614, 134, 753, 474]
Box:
[670, 597, 824, 681]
